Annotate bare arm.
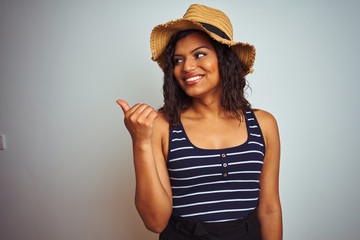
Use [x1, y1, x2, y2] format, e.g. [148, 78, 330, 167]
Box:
[117, 100, 172, 233]
[255, 110, 283, 240]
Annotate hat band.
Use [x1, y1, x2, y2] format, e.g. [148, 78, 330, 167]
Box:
[198, 22, 231, 41]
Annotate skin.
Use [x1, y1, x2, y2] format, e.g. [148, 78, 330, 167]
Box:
[117, 32, 282, 239]
[116, 100, 172, 233]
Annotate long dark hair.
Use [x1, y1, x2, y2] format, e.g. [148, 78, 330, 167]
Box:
[159, 29, 251, 126]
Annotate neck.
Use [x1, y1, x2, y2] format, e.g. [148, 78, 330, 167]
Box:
[189, 97, 229, 120]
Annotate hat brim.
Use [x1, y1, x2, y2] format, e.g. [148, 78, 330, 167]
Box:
[150, 19, 256, 75]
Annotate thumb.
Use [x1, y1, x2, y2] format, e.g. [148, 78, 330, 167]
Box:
[116, 99, 130, 114]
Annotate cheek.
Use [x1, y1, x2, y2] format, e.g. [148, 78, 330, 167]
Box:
[202, 57, 219, 73]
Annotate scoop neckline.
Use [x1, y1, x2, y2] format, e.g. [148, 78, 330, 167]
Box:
[179, 112, 251, 152]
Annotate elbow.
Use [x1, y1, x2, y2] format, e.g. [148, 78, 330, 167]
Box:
[144, 221, 168, 234]
[257, 200, 282, 216]
[135, 201, 172, 234]
[141, 213, 170, 234]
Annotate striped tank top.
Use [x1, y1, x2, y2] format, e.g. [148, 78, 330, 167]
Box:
[167, 110, 265, 223]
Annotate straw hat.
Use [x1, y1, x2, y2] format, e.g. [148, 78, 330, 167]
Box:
[150, 4, 256, 75]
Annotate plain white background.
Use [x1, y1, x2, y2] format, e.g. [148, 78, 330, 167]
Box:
[0, 0, 359, 239]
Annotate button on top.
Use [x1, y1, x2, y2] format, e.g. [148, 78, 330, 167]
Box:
[221, 153, 226, 158]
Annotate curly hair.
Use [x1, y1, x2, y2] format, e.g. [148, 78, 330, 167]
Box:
[159, 29, 251, 126]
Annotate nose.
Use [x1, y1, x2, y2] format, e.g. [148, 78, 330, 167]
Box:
[183, 58, 196, 72]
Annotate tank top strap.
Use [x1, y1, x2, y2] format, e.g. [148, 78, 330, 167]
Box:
[168, 123, 195, 155]
[244, 110, 266, 149]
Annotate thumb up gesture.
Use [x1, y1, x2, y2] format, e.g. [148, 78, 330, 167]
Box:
[116, 99, 158, 144]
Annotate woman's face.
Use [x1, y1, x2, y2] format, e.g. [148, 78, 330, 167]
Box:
[173, 32, 220, 99]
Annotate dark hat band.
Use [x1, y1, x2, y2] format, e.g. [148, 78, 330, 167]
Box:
[198, 22, 231, 41]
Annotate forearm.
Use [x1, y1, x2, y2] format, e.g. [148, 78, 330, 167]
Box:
[132, 142, 172, 233]
[258, 208, 282, 240]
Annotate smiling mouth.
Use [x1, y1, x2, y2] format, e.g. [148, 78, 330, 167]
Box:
[185, 75, 203, 85]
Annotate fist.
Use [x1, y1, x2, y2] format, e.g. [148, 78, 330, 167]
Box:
[116, 99, 158, 143]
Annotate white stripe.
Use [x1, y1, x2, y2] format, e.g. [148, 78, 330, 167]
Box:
[247, 118, 255, 121]
[173, 198, 258, 208]
[228, 160, 263, 166]
[205, 218, 239, 223]
[168, 154, 220, 163]
[168, 164, 221, 172]
[170, 173, 222, 180]
[172, 188, 260, 198]
[229, 171, 261, 175]
[171, 180, 259, 189]
[172, 138, 186, 142]
[172, 130, 182, 133]
[246, 111, 251, 114]
[180, 207, 256, 218]
[250, 133, 261, 137]
[170, 146, 194, 152]
[249, 125, 258, 128]
[227, 150, 264, 157]
[248, 141, 264, 147]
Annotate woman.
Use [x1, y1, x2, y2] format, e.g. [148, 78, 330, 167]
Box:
[117, 4, 282, 240]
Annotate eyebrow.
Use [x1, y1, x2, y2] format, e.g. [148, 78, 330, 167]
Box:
[174, 46, 210, 57]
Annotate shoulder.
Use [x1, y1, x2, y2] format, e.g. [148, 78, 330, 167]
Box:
[252, 109, 279, 143]
[153, 111, 170, 138]
[253, 109, 278, 127]
[153, 112, 169, 129]
[152, 111, 170, 159]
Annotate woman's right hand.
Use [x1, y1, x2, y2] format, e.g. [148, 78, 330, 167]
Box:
[116, 99, 158, 145]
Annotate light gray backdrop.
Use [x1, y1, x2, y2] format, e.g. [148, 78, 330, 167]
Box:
[1, 0, 359, 239]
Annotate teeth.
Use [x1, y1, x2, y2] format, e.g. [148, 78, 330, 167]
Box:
[185, 75, 202, 82]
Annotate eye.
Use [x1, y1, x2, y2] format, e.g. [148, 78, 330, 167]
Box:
[195, 52, 206, 58]
[174, 58, 183, 65]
